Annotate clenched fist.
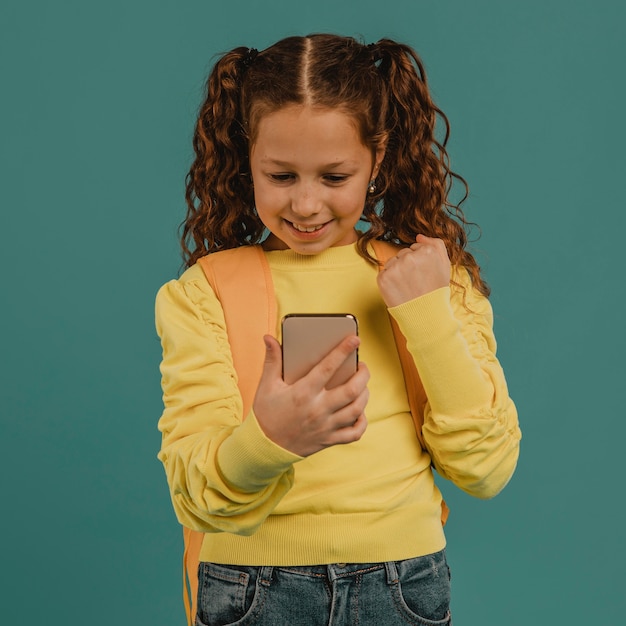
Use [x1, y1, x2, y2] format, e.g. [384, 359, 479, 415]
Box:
[377, 235, 451, 307]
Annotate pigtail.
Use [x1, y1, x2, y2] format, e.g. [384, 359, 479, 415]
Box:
[359, 39, 489, 297]
[181, 47, 263, 268]
[179, 34, 488, 295]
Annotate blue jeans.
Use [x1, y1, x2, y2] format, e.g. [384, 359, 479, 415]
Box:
[196, 549, 451, 626]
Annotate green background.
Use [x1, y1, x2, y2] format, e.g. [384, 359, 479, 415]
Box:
[1, 0, 624, 623]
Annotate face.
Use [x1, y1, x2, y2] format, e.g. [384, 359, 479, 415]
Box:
[249, 105, 385, 254]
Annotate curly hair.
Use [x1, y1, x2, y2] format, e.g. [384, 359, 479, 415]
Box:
[182, 34, 489, 296]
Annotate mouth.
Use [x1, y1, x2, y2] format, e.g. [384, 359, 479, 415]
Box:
[285, 220, 332, 241]
[289, 221, 326, 233]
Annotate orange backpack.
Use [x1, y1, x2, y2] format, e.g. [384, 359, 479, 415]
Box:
[178, 241, 447, 625]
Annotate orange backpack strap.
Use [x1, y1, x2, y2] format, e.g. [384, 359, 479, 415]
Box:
[180, 526, 203, 625]
[179, 246, 276, 626]
[198, 246, 277, 417]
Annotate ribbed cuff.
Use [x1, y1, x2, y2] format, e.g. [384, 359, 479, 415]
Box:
[388, 286, 457, 354]
[217, 411, 303, 492]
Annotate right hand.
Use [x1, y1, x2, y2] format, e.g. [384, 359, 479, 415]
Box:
[253, 335, 370, 457]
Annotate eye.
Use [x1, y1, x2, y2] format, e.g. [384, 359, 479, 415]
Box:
[323, 174, 348, 184]
[269, 173, 294, 182]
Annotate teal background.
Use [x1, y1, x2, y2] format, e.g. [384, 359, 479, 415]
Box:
[1, 0, 624, 623]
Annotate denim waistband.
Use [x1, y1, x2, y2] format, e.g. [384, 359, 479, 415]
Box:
[212, 549, 447, 588]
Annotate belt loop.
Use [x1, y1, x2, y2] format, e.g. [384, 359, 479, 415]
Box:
[326, 564, 338, 583]
[259, 566, 274, 587]
[384, 561, 399, 585]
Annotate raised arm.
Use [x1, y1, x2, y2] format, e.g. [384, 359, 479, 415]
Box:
[388, 268, 521, 498]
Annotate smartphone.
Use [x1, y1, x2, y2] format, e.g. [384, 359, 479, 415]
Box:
[281, 314, 358, 389]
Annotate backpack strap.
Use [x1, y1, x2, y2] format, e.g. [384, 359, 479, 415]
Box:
[198, 246, 277, 417]
[179, 246, 275, 626]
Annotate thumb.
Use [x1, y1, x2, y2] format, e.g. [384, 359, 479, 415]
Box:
[259, 334, 283, 382]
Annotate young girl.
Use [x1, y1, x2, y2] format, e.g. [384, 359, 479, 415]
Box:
[156, 34, 521, 626]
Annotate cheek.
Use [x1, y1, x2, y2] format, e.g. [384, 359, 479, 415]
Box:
[335, 188, 368, 218]
[252, 183, 275, 212]
[252, 185, 286, 227]
[254, 202, 273, 226]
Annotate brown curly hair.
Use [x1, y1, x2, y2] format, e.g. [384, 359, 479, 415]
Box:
[182, 34, 489, 296]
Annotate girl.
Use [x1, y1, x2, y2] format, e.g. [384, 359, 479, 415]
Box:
[156, 34, 521, 626]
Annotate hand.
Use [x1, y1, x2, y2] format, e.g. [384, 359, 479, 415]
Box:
[252, 335, 370, 457]
[377, 234, 451, 307]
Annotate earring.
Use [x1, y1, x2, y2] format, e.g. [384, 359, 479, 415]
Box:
[368, 179, 377, 194]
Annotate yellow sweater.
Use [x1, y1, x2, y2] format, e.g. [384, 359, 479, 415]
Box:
[156, 243, 520, 565]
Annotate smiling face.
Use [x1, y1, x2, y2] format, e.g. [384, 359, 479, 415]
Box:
[249, 105, 385, 254]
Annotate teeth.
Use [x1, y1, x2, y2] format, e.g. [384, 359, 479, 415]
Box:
[292, 222, 324, 233]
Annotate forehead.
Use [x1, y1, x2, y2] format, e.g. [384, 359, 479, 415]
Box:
[251, 105, 369, 158]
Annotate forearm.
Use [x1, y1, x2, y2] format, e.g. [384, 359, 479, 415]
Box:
[158, 411, 299, 535]
[389, 269, 521, 498]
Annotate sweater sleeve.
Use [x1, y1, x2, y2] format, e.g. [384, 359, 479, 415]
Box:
[155, 265, 302, 535]
[388, 267, 521, 499]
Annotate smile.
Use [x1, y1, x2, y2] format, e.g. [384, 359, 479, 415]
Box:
[289, 222, 326, 233]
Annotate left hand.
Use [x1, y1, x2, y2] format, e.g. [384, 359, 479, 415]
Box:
[377, 234, 451, 307]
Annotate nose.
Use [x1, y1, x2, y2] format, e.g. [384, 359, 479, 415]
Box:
[291, 182, 321, 218]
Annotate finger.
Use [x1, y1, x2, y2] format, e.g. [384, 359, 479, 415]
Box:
[333, 385, 370, 428]
[330, 412, 368, 445]
[306, 335, 360, 389]
[258, 334, 283, 384]
[411, 234, 436, 249]
[414, 235, 449, 256]
[415, 233, 432, 244]
[323, 361, 370, 411]
[410, 238, 448, 261]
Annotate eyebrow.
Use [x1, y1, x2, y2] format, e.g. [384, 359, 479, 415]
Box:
[259, 158, 356, 168]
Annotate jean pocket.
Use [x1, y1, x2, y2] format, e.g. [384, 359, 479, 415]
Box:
[389, 550, 451, 625]
[196, 563, 255, 626]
